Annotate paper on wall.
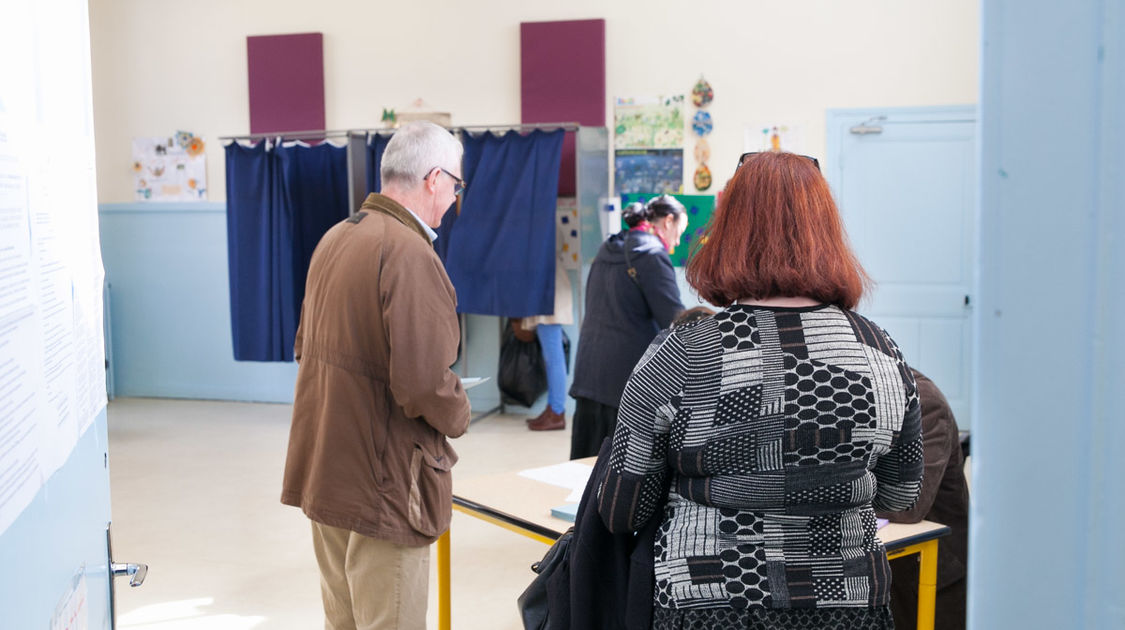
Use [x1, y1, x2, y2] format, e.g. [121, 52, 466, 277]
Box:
[744, 124, 805, 154]
[614, 96, 685, 150]
[132, 135, 207, 201]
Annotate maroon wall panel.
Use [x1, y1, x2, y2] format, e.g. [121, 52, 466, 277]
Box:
[247, 33, 325, 134]
[520, 19, 606, 196]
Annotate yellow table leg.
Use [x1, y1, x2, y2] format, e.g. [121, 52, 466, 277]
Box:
[437, 529, 451, 630]
[915, 539, 939, 630]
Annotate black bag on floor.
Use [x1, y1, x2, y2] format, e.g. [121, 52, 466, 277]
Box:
[498, 319, 547, 407]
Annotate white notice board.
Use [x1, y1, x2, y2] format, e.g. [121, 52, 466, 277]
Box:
[0, 2, 108, 536]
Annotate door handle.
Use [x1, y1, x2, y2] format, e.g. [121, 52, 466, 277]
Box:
[111, 562, 148, 587]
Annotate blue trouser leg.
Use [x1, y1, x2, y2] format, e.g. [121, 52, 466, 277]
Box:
[536, 324, 567, 413]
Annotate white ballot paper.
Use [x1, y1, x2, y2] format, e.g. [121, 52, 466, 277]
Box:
[460, 377, 489, 390]
[518, 461, 593, 502]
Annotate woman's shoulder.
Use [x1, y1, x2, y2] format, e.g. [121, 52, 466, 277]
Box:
[833, 307, 907, 360]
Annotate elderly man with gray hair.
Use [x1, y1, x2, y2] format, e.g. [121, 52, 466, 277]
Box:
[282, 121, 471, 630]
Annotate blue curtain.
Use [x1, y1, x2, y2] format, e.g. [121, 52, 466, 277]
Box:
[364, 132, 392, 194]
[277, 142, 350, 321]
[442, 129, 565, 317]
[225, 140, 349, 361]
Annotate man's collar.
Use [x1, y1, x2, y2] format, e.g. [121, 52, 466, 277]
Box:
[402, 207, 439, 243]
[359, 193, 435, 244]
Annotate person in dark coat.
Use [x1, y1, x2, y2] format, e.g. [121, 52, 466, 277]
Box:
[878, 369, 970, 630]
[568, 196, 687, 459]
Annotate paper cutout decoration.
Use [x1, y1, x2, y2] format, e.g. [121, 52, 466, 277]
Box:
[691, 77, 714, 108]
[185, 136, 205, 157]
[693, 138, 711, 164]
[693, 164, 712, 191]
[692, 111, 713, 137]
[690, 77, 714, 192]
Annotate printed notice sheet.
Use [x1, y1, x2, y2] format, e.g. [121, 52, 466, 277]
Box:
[0, 119, 46, 536]
[0, 21, 107, 533]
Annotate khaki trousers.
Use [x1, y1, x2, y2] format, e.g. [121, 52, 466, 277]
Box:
[310, 521, 430, 630]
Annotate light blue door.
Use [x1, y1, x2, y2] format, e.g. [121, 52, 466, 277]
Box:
[826, 106, 977, 426]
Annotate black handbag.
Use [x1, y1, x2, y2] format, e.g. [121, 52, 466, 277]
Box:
[516, 528, 573, 630]
[498, 320, 548, 407]
[498, 319, 574, 407]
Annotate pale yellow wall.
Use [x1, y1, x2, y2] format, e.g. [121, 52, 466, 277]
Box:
[89, 0, 979, 203]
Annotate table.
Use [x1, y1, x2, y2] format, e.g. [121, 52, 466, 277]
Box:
[437, 462, 949, 630]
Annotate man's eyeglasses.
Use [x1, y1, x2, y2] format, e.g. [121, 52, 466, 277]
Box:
[737, 152, 820, 172]
[426, 167, 466, 195]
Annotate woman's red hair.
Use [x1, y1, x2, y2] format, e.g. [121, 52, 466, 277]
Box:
[686, 152, 869, 309]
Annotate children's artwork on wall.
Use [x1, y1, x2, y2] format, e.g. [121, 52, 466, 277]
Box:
[621, 193, 714, 267]
[556, 197, 580, 270]
[690, 76, 715, 191]
[691, 77, 714, 108]
[691, 110, 713, 137]
[745, 124, 805, 154]
[693, 138, 711, 164]
[615, 149, 683, 195]
[614, 96, 685, 149]
[132, 133, 207, 201]
[692, 164, 712, 191]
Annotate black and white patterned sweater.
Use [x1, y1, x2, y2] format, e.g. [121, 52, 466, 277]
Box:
[597, 303, 923, 612]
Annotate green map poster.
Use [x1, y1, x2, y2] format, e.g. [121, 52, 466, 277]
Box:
[614, 96, 685, 149]
[621, 193, 715, 267]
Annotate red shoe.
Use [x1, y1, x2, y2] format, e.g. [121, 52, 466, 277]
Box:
[527, 408, 565, 431]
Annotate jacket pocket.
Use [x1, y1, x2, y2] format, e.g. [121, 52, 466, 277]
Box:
[407, 443, 454, 537]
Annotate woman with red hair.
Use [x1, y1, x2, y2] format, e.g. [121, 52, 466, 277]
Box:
[598, 152, 923, 629]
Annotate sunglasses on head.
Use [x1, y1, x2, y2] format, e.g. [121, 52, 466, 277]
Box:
[737, 152, 820, 171]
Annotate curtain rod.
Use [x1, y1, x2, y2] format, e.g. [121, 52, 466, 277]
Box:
[218, 129, 352, 141]
[222, 120, 585, 140]
[351, 122, 582, 137]
[457, 122, 580, 132]
[221, 122, 582, 142]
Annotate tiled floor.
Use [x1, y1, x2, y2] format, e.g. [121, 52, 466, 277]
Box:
[107, 397, 572, 630]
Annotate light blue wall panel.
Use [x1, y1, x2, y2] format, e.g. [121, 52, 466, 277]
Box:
[973, 2, 1124, 628]
[99, 203, 298, 403]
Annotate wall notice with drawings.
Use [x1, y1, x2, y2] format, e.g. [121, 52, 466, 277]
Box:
[132, 132, 207, 201]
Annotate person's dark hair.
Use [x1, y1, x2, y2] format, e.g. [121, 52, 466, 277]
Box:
[672, 306, 716, 327]
[622, 194, 687, 228]
[622, 201, 647, 228]
[685, 152, 870, 309]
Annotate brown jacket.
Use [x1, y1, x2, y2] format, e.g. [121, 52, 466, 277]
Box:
[281, 193, 471, 546]
[879, 369, 969, 630]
